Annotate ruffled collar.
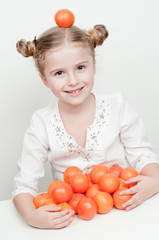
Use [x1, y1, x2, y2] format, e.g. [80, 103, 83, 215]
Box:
[48, 93, 110, 156]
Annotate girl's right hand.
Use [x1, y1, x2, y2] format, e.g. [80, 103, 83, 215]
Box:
[27, 205, 75, 229]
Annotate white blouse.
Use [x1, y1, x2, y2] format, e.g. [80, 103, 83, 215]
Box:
[12, 93, 158, 198]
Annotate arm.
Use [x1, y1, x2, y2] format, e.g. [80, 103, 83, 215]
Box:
[13, 193, 74, 229]
[12, 112, 74, 228]
[119, 95, 159, 210]
[119, 95, 158, 173]
[140, 162, 159, 178]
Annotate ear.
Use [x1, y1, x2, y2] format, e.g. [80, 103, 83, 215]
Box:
[39, 73, 50, 88]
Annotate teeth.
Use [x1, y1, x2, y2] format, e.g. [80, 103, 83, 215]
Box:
[68, 88, 81, 93]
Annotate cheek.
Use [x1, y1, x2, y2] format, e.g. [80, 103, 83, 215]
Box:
[85, 71, 95, 84]
[48, 79, 64, 93]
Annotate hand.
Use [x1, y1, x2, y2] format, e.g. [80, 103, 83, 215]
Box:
[119, 175, 159, 211]
[27, 205, 75, 229]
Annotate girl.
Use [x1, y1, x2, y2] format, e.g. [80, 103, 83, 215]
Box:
[13, 22, 159, 229]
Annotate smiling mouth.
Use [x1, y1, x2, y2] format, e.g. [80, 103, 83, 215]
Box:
[65, 86, 84, 94]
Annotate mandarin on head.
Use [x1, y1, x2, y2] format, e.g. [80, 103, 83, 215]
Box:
[54, 9, 75, 28]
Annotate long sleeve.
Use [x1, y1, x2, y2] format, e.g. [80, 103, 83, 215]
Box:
[12, 112, 49, 199]
[119, 95, 158, 173]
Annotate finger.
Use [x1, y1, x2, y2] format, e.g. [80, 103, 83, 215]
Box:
[125, 198, 143, 211]
[54, 216, 74, 229]
[51, 209, 74, 220]
[125, 175, 142, 184]
[122, 197, 134, 209]
[53, 211, 74, 226]
[122, 193, 141, 209]
[120, 186, 138, 195]
[125, 202, 139, 211]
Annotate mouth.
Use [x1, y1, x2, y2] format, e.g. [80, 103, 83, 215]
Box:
[65, 86, 84, 95]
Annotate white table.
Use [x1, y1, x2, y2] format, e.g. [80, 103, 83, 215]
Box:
[1, 194, 159, 240]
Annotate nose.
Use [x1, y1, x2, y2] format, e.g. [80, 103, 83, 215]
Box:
[67, 72, 79, 86]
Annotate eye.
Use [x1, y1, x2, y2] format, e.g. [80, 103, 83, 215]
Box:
[77, 65, 85, 70]
[55, 71, 63, 76]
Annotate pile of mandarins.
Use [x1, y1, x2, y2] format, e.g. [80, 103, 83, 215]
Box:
[33, 165, 138, 221]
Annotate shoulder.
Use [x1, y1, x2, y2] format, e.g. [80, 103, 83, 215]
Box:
[95, 92, 125, 108]
[30, 100, 57, 127]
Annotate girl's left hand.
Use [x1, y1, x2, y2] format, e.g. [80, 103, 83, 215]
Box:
[119, 175, 159, 211]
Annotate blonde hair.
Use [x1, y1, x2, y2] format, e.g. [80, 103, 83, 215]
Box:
[16, 25, 108, 75]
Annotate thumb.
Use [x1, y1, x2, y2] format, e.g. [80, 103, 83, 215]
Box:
[125, 175, 142, 184]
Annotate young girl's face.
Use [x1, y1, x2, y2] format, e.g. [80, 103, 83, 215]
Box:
[40, 43, 96, 107]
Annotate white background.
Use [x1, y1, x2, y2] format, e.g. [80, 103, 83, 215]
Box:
[0, 0, 159, 200]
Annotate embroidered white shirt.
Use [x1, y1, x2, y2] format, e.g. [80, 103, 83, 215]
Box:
[12, 93, 158, 198]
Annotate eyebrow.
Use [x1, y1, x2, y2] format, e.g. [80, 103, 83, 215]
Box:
[49, 60, 89, 75]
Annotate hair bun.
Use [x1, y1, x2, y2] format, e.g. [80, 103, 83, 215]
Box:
[88, 24, 108, 48]
[16, 39, 36, 57]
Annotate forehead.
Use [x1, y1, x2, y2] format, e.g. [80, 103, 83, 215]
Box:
[44, 44, 93, 67]
[46, 43, 92, 58]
